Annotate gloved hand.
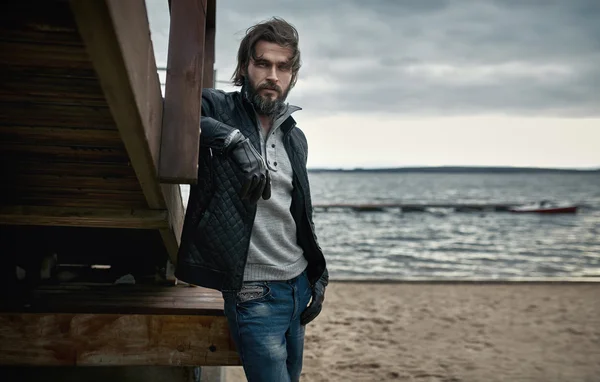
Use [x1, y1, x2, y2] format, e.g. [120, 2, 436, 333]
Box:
[301, 271, 329, 326]
[226, 130, 271, 203]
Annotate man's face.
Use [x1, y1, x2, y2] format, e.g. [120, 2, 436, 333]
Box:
[245, 40, 294, 116]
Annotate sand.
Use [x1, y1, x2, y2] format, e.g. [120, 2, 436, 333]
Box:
[224, 282, 600, 382]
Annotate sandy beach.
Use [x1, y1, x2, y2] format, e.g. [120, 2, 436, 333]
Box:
[225, 281, 600, 382]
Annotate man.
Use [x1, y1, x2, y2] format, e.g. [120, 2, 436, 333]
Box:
[175, 17, 328, 382]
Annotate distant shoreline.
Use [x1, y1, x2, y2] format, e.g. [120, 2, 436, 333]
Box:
[308, 166, 600, 174]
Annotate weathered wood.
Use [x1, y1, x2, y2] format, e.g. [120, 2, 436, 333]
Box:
[70, 0, 184, 263]
[0, 143, 130, 163]
[203, 25, 216, 88]
[70, 0, 163, 205]
[0, 313, 240, 366]
[0, 71, 107, 106]
[201, 0, 215, 110]
[5, 161, 137, 178]
[0, 0, 82, 46]
[0, 195, 149, 209]
[206, 0, 216, 28]
[0, 205, 169, 229]
[0, 40, 92, 69]
[159, 0, 206, 184]
[0, 66, 98, 79]
[1, 186, 145, 201]
[159, 184, 185, 263]
[0, 102, 116, 129]
[3, 284, 226, 315]
[6, 174, 141, 192]
[0, 125, 123, 147]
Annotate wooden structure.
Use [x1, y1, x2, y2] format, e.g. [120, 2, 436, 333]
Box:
[0, 0, 241, 368]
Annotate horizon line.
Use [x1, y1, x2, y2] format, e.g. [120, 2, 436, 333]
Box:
[307, 165, 600, 172]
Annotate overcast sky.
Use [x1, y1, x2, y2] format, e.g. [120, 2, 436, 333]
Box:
[146, 0, 600, 169]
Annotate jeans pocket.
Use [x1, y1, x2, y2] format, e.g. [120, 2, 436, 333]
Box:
[236, 283, 272, 305]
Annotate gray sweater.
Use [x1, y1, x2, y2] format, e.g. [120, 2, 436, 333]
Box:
[243, 105, 308, 282]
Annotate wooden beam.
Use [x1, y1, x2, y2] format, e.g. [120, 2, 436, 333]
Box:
[159, 184, 184, 263]
[206, 0, 216, 28]
[0, 125, 123, 147]
[70, 0, 184, 263]
[203, 26, 215, 88]
[0, 205, 169, 229]
[159, 0, 206, 184]
[0, 101, 115, 129]
[0, 313, 240, 366]
[69, 0, 163, 204]
[6, 161, 137, 178]
[3, 284, 226, 315]
[0, 142, 130, 163]
[204, 0, 216, 88]
[5, 174, 141, 192]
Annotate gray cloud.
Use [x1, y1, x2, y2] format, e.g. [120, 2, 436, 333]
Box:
[147, 0, 600, 117]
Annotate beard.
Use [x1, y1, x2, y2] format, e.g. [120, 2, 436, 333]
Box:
[244, 76, 289, 117]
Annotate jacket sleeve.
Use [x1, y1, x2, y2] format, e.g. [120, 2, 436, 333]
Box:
[199, 90, 239, 154]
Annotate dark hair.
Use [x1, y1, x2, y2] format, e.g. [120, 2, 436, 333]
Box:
[232, 17, 301, 89]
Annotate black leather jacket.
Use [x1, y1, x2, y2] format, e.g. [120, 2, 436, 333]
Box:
[175, 88, 327, 293]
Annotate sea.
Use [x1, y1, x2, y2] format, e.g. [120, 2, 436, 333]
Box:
[182, 171, 600, 280]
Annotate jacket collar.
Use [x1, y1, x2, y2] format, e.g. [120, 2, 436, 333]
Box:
[240, 85, 301, 135]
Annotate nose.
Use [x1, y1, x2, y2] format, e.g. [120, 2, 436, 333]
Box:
[266, 65, 279, 83]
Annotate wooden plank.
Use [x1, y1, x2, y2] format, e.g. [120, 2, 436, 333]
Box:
[0, 0, 82, 46]
[203, 25, 215, 88]
[0, 71, 107, 106]
[0, 195, 148, 210]
[0, 102, 116, 129]
[5, 161, 137, 178]
[70, 0, 184, 263]
[0, 66, 97, 79]
[0, 313, 240, 366]
[1, 186, 144, 200]
[5, 174, 141, 192]
[3, 284, 225, 315]
[0, 205, 169, 229]
[159, 184, 185, 262]
[0, 40, 92, 69]
[69, 0, 163, 204]
[159, 0, 206, 184]
[206, 0, 216, 28]
[0, 125, 123, 147]
[0, 142, 130, 163]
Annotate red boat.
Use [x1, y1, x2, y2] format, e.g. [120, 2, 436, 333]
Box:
[509, 200, 578, 214]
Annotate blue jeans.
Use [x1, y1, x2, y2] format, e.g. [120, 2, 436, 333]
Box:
[223, 270, 313, 382]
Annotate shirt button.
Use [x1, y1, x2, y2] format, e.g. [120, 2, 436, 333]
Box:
[274, 162, 278, 166]
[271, 144, 275, 148]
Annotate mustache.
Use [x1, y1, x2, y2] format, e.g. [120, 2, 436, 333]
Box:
[257, 82, 282, 95]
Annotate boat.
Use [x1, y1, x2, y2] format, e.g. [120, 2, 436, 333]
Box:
[508, 200, 578, 214]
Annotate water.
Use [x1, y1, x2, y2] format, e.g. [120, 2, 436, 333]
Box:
[181, 172, 600, 280]
[309, 172, 600, 280]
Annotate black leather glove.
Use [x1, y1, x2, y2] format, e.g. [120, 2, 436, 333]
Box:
[301, 271, 329, 326]
[226, 130, 271, 203]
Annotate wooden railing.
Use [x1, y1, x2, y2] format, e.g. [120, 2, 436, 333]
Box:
[159, 0, 216, 184]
